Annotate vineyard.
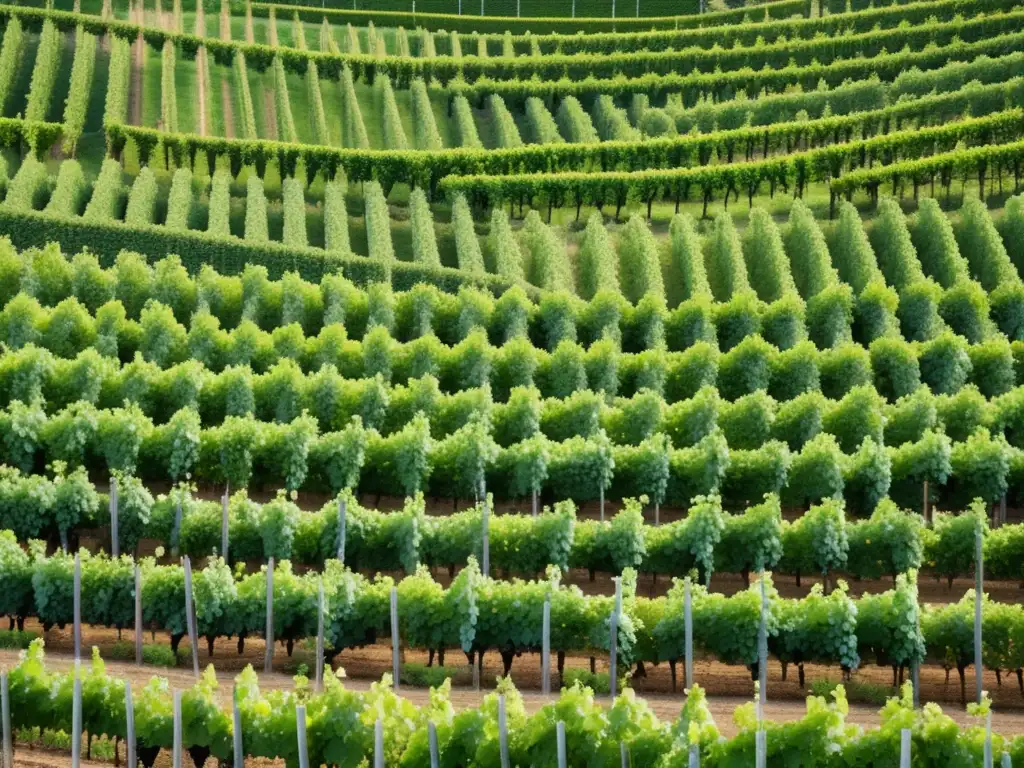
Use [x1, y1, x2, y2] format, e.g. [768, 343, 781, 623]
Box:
[2, 0, 1024, 762]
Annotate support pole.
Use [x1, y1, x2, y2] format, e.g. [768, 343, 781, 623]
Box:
[985, 711, 994, 768]
[183, 557, 200, 676]
[296, 706, 309, 768]
[265, 558, 275, 673]
[337, 497, 347, 564]
[232, 694, 243, 768]
[391, 586, 401, 690]
[221, 487, 230, 561]
[110, 476, 119, 557]
[757, 574, 767, 709]
[73, 554, 82, 665]
[976, 526, 984, 705]
[125, 683, 135, 768]
[899, 728, 911, 768]
[135, 565, 143, 665]
[71, 677, 82, 768]
[498, 695, 510, 768]
[172, 690, 182, 768]
[315, 580, 325, 691]
[1, 674, 12, 768]
[609, 611, 619, 699]
[428, 722, 440, 768]
[556, 722, 566, 768]
[481, 485, 490, 578]
[684, 578, 694, 688]
[542, 598, 551, 695]
[171, 497, 183, 557]
[374, 719, 384, 768]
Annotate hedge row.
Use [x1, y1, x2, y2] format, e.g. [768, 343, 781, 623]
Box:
[449, 33, 1024, 106]
[61, 25, 96, 154]
[6, 332, 1024, 470]
[2, 454, 1023, 591]
[23, 19, 61, 123]
[0, 16, 23, 117]
[245, 0, 811, 34]
[1, 231, 1020, 366]
[103, 75, 1023, 193]
[444, 0, 1017, 56]
[1, 1, 1015, 90]
[0, 208, 534, 296]
[435, 111, 1024, 219]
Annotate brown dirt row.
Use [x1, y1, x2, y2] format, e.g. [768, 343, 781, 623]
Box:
[220, 77, 234, 139]
[4, 643, 1024, 757]
[261, 82, 277, 141]
[196, 48, 207, 137]
[8, 618, 1024, 722]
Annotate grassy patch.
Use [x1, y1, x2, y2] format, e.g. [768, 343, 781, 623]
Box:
[810, 677, 895, 706]
[110, 640, 179, 667]
[0, 629, 39, 649]
[401, 662, 459, 689]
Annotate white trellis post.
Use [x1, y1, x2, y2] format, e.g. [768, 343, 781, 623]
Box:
[374, 719, 384, 768]
[481, 485, 491, 578]
[498, 695, 510, 768]
[684, 578, 693, 688]
[1, 673, 11, 768]
[183, 556, 200, 676]
[172, 690, 183, 768]
[542, 598, 551, 695]
[757, 574, 767, 709]
[265, 558, 275, 673]
[296, 706, 310, 768]
[428, 722, 440, 768]
[232, 694, 243, 768]
[135, 565, 143, 665]
[110, 476, 119, 557]
[337, 497, 347, 564]
[221, 487, 230, 561]
[899, 728, 911, 768]
[985, 711, 994, 768]
[71, 677, 82, 768]
[976, 525, 984, 705]
[73, 554, 82, 664]
[124, 683, 136, 768]
[315, 580, 325, 691]
[391, 586, 401, 689]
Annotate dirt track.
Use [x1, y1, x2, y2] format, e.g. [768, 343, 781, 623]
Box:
[4, 644, 1024, 757]
[6, 614, 1024, 726]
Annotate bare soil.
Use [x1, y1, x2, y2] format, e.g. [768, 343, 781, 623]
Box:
[5, 642, 1024, 768]
[196, 50, 207, 137]
[220, 77, 234, 139]
[8, 615, 1024, 722]
[261, 83, 277, 141]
